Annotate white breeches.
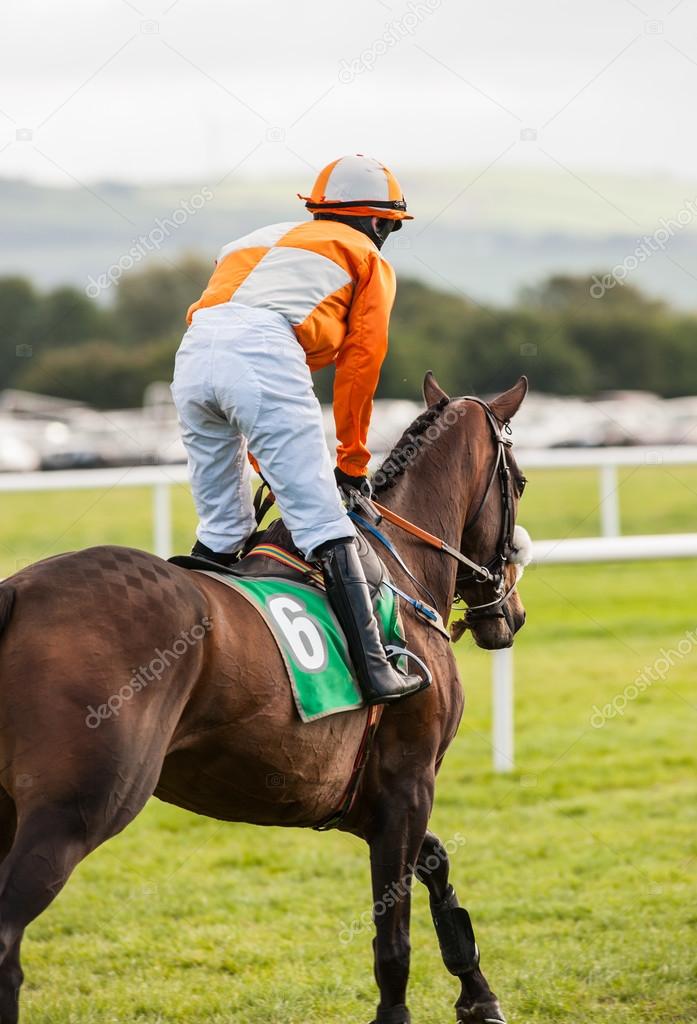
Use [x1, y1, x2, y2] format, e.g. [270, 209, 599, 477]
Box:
[171, 302, 355, 560]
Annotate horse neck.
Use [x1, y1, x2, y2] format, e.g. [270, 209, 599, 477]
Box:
[376, 410, 482, 618]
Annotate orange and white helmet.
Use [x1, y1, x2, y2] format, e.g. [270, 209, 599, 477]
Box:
[298, 154, 412, 222]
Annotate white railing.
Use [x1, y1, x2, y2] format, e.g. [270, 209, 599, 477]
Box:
[2, 447, 696, 773]
[2, 444, 696, 549]
[489, 445, 697, 772]
[519, 444, 697, 538]
[489, 529, 697, 773]
[0, 464, 189, 559]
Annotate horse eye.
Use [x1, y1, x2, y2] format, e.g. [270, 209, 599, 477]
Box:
[517, 476, 527, 496]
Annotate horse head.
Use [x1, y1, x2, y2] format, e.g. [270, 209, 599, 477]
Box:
[422, 373, 530, 651]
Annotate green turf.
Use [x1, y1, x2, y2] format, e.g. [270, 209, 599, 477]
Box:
[1, 471, 696, 1022]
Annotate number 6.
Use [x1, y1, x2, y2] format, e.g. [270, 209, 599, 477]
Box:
[268, 596, 327, 672]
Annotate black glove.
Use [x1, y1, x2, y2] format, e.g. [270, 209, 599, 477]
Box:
[334, 466, 372, 498]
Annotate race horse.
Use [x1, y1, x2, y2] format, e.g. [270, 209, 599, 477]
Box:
[0, 374, 528, 1024]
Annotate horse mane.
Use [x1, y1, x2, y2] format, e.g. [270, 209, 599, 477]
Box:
[372, 397, 450, 495]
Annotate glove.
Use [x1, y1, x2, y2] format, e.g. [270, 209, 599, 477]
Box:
[334, 466, 372, 498]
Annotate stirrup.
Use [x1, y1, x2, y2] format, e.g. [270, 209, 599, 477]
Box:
[384, 644, 432, 690]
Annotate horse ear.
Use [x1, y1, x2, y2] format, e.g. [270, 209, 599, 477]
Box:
[423, 372, 449, 407]
[489, 376, 528, 423]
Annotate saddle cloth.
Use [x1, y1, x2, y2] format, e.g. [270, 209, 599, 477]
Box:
[170, 533, 405, 723]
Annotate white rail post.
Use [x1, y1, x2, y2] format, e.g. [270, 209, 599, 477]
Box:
[492, 648, 514, 772]
[153, 481, 172, 560]
[599, 463, 620, 537]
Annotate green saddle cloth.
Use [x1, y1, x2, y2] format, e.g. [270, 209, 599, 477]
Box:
[196, 572, 404, 722]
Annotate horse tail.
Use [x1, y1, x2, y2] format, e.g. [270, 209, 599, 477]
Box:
[0, 585, 16, 638]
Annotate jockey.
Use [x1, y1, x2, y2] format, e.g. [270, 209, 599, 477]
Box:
[172, 154, 426, 706]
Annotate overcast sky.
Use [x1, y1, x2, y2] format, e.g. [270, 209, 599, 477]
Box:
[1, 0, 696, 189]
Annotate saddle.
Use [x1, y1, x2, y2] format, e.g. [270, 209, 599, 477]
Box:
[169, 525, 386, 604]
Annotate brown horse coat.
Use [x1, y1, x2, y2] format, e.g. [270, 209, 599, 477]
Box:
[0, 375, 528, 1024]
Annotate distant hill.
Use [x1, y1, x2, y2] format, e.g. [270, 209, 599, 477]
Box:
[2, 167, 697, 309]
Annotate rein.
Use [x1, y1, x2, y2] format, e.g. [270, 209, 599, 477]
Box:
[370, 501, 496, 584]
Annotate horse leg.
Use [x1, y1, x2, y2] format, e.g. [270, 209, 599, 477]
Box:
[366, 792, 431, 1024]
[0, 800, 115, 1024]
[0, 792, 15, 865]
[0, 796, 20, 1024]
[0, 939, 22, 1024]
[0, 758, 161, 1024]
[416, 831, 505, 1024]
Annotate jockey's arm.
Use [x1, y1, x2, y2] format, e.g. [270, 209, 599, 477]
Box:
[333, 254, 396, 479]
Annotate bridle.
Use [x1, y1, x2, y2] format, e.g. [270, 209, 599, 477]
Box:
[454, 398, 521, 626]
[367, 397, 524, 631]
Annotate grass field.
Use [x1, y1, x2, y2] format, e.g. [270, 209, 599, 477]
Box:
[1, 464, 696, 1023]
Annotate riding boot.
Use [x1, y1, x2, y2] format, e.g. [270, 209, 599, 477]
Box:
[191, 540, 239, 568]
[318, 538, 428, 706]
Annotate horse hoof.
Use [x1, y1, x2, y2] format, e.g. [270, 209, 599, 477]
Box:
[456, 1002, 506, 1024]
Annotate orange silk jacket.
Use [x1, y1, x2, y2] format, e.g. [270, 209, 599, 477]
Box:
[187, 219, 396, 475]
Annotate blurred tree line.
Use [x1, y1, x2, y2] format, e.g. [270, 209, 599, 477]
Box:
[1, 256, 695, 408]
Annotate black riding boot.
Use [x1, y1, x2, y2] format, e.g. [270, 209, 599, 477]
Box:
[191, 540, 239, 568]
[318, 539, 428, 706]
